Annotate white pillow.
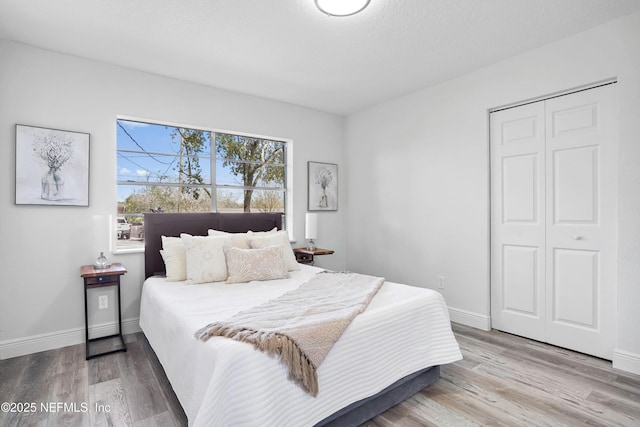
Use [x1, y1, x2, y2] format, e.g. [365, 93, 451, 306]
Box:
[246, 227, 278, 236]
[181, 234, 233, 284]
[208, 227, 278, 249]
[160, 235, 187, 281]
[249, 230, 300, 271]
[224, 245, 289, 284]
[208, 229, 251, 249]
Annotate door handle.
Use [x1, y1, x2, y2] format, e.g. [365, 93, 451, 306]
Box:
[573, 235, 583, 240]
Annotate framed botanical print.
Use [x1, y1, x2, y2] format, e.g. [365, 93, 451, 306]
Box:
[15, 124, 90, 206]
[308, 161, 337, 211]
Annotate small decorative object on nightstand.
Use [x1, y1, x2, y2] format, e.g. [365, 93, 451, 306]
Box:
[294, 247, 334, 265]
[80, 263, 127, 360]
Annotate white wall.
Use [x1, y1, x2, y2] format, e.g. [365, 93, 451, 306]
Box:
[0, 41, 346, 358]
[345, 12, 640, 373]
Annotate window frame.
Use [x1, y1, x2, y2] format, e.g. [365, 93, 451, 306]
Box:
[114, 115, 293, 254]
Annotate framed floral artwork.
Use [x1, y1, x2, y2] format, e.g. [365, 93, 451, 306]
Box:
[15, 124, 90, 206]
[308, 161, 337, 211]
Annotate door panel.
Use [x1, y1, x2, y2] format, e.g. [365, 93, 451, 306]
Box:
[551, 103, 599, 137]
[553, 146, 598, 224]
[502, 115, 541, 144]
[552, 248, 599, 328]
[503, 245, 539, 316]
[503, 154, 538, 223]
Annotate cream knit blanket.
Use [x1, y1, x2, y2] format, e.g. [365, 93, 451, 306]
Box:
[194, 271, 384, 396]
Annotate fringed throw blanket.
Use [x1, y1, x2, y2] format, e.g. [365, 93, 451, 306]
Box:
[194, 271, 384, 396]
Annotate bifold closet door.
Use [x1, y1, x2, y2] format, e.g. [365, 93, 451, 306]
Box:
[491, 84, 616, 359]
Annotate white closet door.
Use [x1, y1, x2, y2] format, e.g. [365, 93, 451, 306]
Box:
[544, 85, 616, 359]
[490, 84, 616, 359]
[490, 101, 546, 341]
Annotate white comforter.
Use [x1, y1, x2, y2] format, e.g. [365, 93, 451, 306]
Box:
[139, 265, 462, 427]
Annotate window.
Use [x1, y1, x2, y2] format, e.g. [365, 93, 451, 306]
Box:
[116, 119, 288, 251]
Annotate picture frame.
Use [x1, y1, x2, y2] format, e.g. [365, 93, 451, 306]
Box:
[15, 124, 90, 206]
[308, 161, 338, 211]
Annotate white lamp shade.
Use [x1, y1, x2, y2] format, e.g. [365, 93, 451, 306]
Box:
[92, 214, 110, 252]
[305, 213, 318, 239]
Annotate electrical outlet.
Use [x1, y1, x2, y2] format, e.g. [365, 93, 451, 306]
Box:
[98, 295, 109, 310]
[437, 276, 446, 290]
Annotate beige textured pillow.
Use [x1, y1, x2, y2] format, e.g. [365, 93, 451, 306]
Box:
[181, 234, 232, 284]
[224, 245, 289, 284]
[160, 235, 187, 281]
[208, 228, 278, 249]
[249, 230, 300, 271]
[208, 229, 251, 249]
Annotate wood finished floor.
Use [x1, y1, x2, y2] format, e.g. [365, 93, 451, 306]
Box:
[1, 323, 639, 426]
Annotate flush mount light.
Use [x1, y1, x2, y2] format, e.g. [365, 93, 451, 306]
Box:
[315, 0, 371, 17]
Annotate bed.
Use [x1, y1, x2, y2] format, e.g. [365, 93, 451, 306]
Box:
[139, 212, 462, 426]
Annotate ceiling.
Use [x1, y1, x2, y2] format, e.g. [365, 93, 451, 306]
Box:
[1, 0, 640, 115]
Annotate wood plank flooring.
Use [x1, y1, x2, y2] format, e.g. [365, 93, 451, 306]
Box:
[365, 323, 640, 427]
[1, 323, 638, 426]
[0, 334, 187, 427]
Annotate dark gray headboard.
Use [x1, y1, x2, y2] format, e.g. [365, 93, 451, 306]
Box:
[144, 212, 283, 278]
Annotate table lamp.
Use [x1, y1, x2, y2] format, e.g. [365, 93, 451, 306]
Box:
[305, 213, 318, 251]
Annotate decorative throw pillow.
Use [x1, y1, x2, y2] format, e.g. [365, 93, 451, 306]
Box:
[181, 234, 232, 284]
[160, 235, 187, 281]
[246, 228, 278, 237]
[208, 229, 251, 249]
[208, 227, 278, 249]
[224, 245, 289, 284]
[249, 230, 300, 271]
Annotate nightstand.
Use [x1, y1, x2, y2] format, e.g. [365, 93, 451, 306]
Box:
[293, 248, 335, 265]
[80, 263, 127, 360]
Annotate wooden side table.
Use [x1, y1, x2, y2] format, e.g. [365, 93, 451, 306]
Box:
[293, 248, 334, 265]
[80, 263, 127, 360]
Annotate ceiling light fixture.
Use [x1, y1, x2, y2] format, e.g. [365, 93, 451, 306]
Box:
[315, 0, 371, 17]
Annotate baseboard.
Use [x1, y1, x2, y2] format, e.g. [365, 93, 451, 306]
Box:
[613, 348, 640, 376]
[0, 318, 141, 360]
[448, 307, 491, 331]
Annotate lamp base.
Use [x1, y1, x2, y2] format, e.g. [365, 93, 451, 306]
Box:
[306, 239, 316, 251]
[94, 252, 112, 269]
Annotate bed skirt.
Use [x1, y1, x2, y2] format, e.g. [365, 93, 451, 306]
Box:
[315, 365, 440, 426]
